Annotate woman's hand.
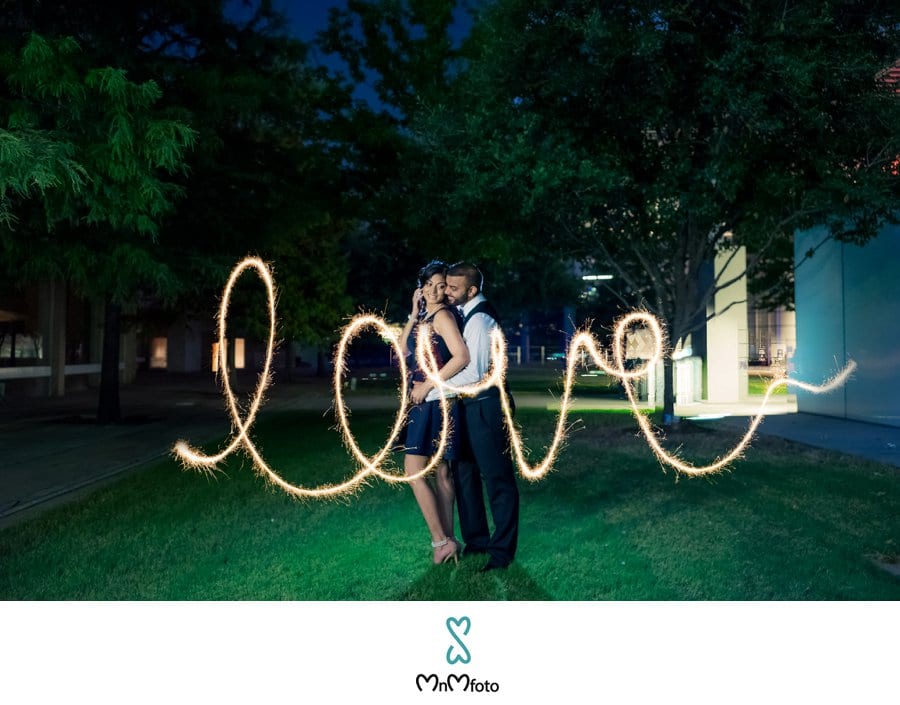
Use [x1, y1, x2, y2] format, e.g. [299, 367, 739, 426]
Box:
[410, 288, 423, 318]
[410, 380, 431, 404]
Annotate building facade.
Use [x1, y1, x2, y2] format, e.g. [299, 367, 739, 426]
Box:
[793, 224, 900, 427]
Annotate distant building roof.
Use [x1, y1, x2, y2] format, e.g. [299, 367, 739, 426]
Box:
[878, 60, 900, 175]
[877, 59, 900, 94]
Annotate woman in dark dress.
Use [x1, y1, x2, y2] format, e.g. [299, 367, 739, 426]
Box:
[398, 261, 469, 564]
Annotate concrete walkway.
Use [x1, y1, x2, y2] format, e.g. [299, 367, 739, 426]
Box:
[701, 412, 900, 468]
[0, 372, 336, 528]
[1, 374, 897, 528]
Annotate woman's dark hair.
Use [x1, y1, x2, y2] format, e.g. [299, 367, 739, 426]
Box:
[417, 260, 448, 287]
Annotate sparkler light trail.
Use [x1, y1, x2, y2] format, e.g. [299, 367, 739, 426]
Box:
[173, 256, 452, 497]
[174, 257, 856, 496]
[334, 314, 453, 485]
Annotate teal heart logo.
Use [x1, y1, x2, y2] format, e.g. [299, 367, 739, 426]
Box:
[446, 616, 472, 665]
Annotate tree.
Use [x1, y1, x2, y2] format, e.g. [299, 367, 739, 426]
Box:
[319, 0, 469, 316]
[408, 0, 900, 420]
[3, 1, 357, 393]
[316, 0, 584, 324]
[0, 33, 195, 422]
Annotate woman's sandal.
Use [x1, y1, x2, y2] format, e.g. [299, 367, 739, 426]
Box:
[432, 536, 459, 564]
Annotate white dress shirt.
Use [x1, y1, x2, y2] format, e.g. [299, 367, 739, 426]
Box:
[426, 293, 497, 401]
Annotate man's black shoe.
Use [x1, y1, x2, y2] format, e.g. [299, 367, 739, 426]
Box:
[479, 559, 509, 573]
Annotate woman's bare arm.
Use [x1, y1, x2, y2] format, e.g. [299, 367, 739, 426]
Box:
[416, 309, 470, 393]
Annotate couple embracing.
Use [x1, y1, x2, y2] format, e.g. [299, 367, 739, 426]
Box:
[397, 261, 519, 573]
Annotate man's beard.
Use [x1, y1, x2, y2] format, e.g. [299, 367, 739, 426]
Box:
[448, 291, 471, 306]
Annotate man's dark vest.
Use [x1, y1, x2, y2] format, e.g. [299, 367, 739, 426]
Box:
[463, 300, 502, 330]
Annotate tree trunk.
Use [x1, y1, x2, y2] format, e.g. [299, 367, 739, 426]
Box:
[662, 353, 676, 426]
[97, 300, 121, 424]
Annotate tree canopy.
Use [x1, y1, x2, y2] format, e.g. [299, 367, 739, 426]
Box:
[0, 32, 195, 300]
[2, 0, 354, 341]
[319, 0, 584, 318]
[4, 0, 899, 422]
[403, 0, 900, 415]
[1, 2, 357, 419]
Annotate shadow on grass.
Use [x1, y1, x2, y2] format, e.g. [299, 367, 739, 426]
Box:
[389, 558, 552, 600]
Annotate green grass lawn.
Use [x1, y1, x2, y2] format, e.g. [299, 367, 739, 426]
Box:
[508, 365, 622, 396]
[1, 408, 898, 600]
[748, 373, 788, 396]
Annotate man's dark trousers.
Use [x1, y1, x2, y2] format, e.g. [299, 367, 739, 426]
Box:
[453, 390, 519, 566]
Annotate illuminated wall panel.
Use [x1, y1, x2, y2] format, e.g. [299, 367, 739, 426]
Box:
[794, 224, 900, 426]
[843, 225, 900, 426]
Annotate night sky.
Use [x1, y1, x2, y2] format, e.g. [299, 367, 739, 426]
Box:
[269, 1, 475, 108]
[273, 0, 473, 42]
[273, 0, 344, 42]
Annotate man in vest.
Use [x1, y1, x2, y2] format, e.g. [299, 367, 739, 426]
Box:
[442, 262, 519, 571]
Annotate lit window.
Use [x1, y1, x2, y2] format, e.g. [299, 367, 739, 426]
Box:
[149, 337, 167, 369]
[212, 342, 227, 372]
[234, 338, 245, 369]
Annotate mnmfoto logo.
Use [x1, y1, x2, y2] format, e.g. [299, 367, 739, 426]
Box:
[416, 674, 500, 693]
[445, 616, 471, 665]
[413, 617, 501, 694]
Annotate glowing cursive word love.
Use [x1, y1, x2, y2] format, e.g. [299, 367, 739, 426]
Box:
[173, 257, 855, 496]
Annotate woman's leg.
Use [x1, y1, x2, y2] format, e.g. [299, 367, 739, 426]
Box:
[405, 454, 455, 562]
[434, 460, 456, 539]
